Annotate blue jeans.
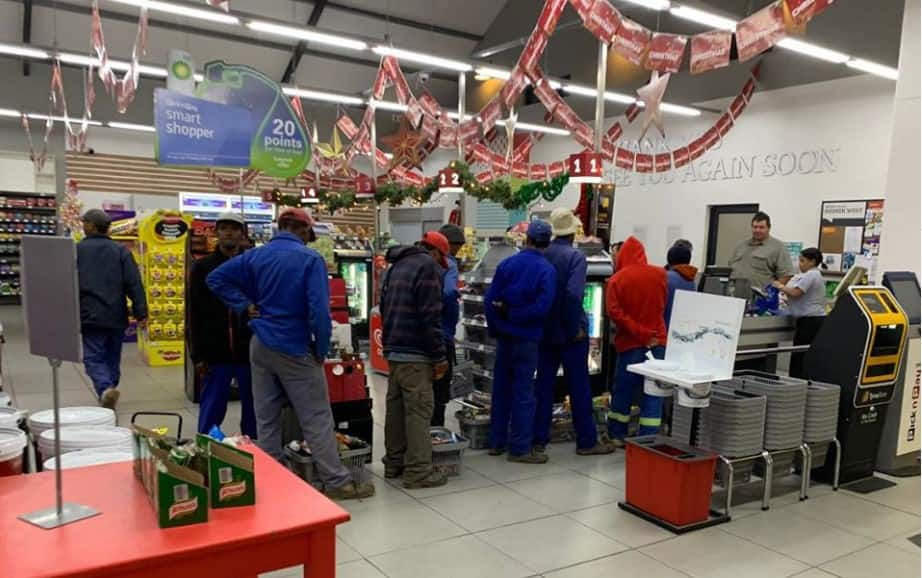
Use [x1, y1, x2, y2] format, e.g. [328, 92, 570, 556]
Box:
[534, 339, 597, 450]
[608, 346, 666, 440]
[82, 327, 125, 398]
[490, 338, 539, 456]
[198, 363, 257, 439]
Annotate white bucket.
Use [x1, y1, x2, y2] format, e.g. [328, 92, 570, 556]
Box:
[0, 392, 10, 407]
[676, 384, 712, 408]
[0, 427, 27, 476]
[644, 378, 674, 397]
[28, 407, 116, 438]
[38, 426, 133, 459]
[0, 407, 24, 429]
[44, 448, 134, 470]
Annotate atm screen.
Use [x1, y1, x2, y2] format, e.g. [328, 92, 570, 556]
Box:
[887, 280, 921, 325]
[870, 324, 905, 357]
[859, 293, 887, 314]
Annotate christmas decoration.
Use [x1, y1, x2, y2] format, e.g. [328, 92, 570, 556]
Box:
[314, 124, 351, 176]
[91, 0, 149, 113]
[690, 30, 732, 74]
[380, 119, 425, 171]
[60, 178, 84, 238]
[635, 71, 671, 142]
[736, 2, 787, 62]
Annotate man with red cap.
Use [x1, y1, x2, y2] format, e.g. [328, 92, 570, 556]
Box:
[380, 231, 450, 488]
[208, 208, 374, 499]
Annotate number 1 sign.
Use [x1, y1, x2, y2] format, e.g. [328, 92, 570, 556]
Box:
[438, 168, 464, 193]
[355, 175, 376, 199]
[568, 152, 603, 183]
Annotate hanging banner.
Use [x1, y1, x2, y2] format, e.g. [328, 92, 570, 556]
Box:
[654, 152, 672, 173]
[736, 2, 787, 62]
[615, 147, 635, 170]
[196, 61, 311, 178]
[612, 18, 651, 66]
[646, 33, 688, 73]
[480, 96, 502, 134]
[537, 0, 568, 35]
[690, 30, 732, 74]
[167, 49, 195, 95]
[785, 0, 836, 26]
[154, 89, 253, 167]
[500, 67, 529, 109]
[519, 28, 549, 75]
[672, 146, 690, 168]
[635, 153, 653, 173]
[585, 0, 622, 44]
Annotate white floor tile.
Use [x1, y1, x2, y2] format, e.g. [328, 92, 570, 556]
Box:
[843, 476, 922, 516]
[335, 559, 387, 578]
[821, 542, 922, 578]
[722, 508, 875, 566]
[335, 477, 413, 514]
[476, 515, 628, 574]
[785, 490, 920, 541]
[544, 550, 690, 578]
[421, 485, 556, 532]
[789, 570, 838, 577]
[566, 502, 675, 548]
[259, 566, 301, 578]
[395, 466, 497, 499]
[369, 534, 534, 578]
[640, 527, 809, 578]
[886, 530, 922, 554]
[505, 472, 622, 513]
[335, 501, 466, 557]
[464, 452, 569, 483]
[569, 457, 626, 488]
[337, 538, 362, 565]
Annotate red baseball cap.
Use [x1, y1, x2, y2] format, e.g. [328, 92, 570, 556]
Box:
[278, 207, 315, 227]
[421, 231, 450, 267]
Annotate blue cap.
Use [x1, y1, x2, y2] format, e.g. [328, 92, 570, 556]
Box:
[526, 219, 552, 244]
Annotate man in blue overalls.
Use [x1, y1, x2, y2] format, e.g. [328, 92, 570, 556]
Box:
[533, 208, 615, 455]
[485, 220, 556, 464]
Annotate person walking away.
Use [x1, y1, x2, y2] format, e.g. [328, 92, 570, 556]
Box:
[664, 240, 698, 328]
[533, 209, 614, 456]
[77, 209, 147, 410]
[188, 212, 256, 438]
[380, 232, 451, 488]
[207, 208, 373, 500]
[431, 224, 465, 427]
[606, 236, 668, 446]
[485, 221, 557, 463]
[773, 247, 827, 378]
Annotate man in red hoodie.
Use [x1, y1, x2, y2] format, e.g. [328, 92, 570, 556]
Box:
[606, 236, 668, 446]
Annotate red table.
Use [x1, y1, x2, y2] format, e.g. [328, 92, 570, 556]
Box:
[0, 445, 350, 577]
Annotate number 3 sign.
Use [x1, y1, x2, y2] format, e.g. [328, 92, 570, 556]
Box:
[568, 152, 603, 183]
[438, 168, 464, 192]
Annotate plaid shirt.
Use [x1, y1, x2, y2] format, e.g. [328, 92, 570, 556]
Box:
[380, 245, 446, 362]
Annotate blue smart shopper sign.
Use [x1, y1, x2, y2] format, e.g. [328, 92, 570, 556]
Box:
[154, 88, 253, 167]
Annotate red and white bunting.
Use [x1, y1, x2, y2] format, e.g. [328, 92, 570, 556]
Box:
[612, 18, 651, 66]
[689, 30, 732, 74]
[519, 28, 548, 75]
[585, 0, 622, 44]
[537, 0, 568, 36]
[646, 33, 688, 73]
[785, 0, 836, 26]
[635, 153, 653, 173]
[614, 147, 635, 170]
[672, 146, 690, 168]
[480, 96, 502, 134]
[654, 153, 672, 173]
[405, 97, 424, 129]
[736, 2, 787, 62]
[500, 67, 529, 110]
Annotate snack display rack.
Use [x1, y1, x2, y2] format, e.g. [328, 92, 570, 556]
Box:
[0, 191, 58, 302]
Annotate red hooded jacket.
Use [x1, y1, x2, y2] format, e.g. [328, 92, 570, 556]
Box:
[606, 236, 668, 353]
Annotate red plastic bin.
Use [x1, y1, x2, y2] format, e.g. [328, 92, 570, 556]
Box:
[625, 436, 717, 527]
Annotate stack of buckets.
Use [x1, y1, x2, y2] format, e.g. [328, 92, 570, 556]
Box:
[0, 392, 28, 477]
[29, 407, 133, 471]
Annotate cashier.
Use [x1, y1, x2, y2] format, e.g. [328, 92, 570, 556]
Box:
[773, 247, 827, 378]
[729, 212, 795, 290]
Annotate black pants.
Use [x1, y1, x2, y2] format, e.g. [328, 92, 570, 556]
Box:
[790, 316, 825, 379]
[431, 340, 455, 427]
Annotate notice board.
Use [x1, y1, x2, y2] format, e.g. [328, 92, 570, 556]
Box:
[817, 199, 884, 273]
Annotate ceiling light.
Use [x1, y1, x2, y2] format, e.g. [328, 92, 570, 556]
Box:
[659, 102, 702, 116]
[0, 43, 50, 60]
[110, 0, 240, 25]
[57, 53, 100, 67]
[0, 108, 21, 118]
[26, 113, 103, 126]
[847, 58, 899, 80]
[474, 73, 490, 81]
[369, 100, 409, 112]
[513, 121, 570, 136]
[246, 21, 367, 51]
[669, 5, 736, 30]
[58, 52, 169, 77]
[108, 121, 156, 132]
[621, 0, 671, 10]
[564, 83, 637, 104]
[776, 38, 848, 63]
[282, 87, 365, 105]
[372, 46, 472, 72]
[446, 111, 477, 121]
[474, 66, 511, 80]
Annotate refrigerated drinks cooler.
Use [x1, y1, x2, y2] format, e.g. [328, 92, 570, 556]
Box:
[579, 245, 613, 397]
[334, 236, 374, 343]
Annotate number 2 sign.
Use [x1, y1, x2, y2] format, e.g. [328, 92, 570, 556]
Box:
[438, 168, 464, 192]
[568, 152, 603, 183]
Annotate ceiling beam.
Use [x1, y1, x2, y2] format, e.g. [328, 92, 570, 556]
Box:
[280, 0, 327, 84]
[21, 0, 32, 76]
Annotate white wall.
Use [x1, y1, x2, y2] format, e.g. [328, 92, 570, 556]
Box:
[527, 74, 896, 268]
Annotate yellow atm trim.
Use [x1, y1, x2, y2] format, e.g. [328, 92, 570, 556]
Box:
[853, 288, 908, 385]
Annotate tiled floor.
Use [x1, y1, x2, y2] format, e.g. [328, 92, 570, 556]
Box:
[2, 306, 919, 578]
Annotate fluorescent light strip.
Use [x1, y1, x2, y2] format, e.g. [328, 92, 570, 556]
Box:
[283, 87, 365, 105]
[513, 121, 570, 136]
[564, 84, 636, 104]
[246, 21, 367, 51]
[0, 108, 20, 118]
[847, 58, 899, 80]
[373, 46, 472, 72]
[26, 113, 103, 126]
[621, 0, 671, 10]
[369, 100, 409, 112]
[474, 66, 511, 80]
[109, 0, 240, 25]
[107, 121, 156, 132]
[669, 5, 736, 30]
[777, 38, 848, 64]
[659, 102, 702, 117]
[0, 42, 50, 59]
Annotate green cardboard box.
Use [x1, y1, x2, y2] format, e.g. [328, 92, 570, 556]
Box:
[195, 433, 256, 509]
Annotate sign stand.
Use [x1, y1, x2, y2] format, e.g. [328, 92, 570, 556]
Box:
[17, 235, 100, 529]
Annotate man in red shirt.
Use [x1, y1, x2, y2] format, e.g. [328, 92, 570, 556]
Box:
[605, 236, 668, 446]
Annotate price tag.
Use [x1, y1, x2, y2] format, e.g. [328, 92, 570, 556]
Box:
[355, 175, 375, 199]
[568, 152, 603, 183]
[438, 168, 464, 192]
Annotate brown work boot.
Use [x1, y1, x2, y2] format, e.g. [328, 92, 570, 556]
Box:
[577, 442, 616, 456]
[508, 451, 549, 464]
[324, 481, 376, 500]
[403, 468, 448, 489]
[384, 467, 404, 479]
[99, 388, 120, 410]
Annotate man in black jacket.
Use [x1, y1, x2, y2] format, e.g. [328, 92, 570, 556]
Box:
[77, 209, 147, 409]
[188, 212, 256, 438]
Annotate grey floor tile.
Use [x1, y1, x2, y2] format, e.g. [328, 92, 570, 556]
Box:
[337, 538, 362, 565]
[789, 570, 839, 577]
[464, 452, 569, 483]
[505, 471, 622, 513]
[544, 550, 690, 578]
[568, 456, 626, 488]
[335, 559, 387, 578]
[886, 529, 922, 554]
[422, 484, 556, 532]
[784, 490, 920, 541]
[335, 500, 466, 557]
[842, 475, 921, 516]
[821, 542, 922, 578]
[566, 502, 675, 548]
[476, 514, 628, 574]
[395, 466, 497, 499]
[370, 534, 534, 578]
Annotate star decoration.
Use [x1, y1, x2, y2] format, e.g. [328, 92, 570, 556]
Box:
[381, 118, 425, 172]
[314, 124, 352, 176]
[636, 71, 671, 142]
[504, 108, 518, 163]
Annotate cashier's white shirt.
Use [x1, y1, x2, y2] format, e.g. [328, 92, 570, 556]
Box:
[786, 268, 826, 318]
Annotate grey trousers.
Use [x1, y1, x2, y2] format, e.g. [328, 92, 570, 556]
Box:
[250, 336, 352, 489]
[384, 361, 435, 483]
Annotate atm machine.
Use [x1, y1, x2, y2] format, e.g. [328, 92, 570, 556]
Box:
[876, 272, 921, 476]
[805, 285, 910, 486]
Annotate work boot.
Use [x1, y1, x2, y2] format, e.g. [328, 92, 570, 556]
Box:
[100, 388, 120, 410]
[609, 438, 626, 449]
[508, 451, 549, 464]
[577, 442, 616, 456]
[487, 447, 506, 456]
[533, 444, 546, 454]
[403, 468, 448, 489]
[324, 481, 376, 500]
[384, 467, 404, 479]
